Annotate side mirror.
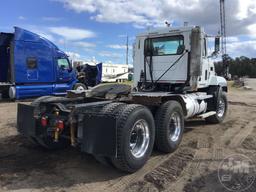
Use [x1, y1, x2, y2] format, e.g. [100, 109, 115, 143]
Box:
[214, 37, 220, 53]
[177, 45, 185, 55]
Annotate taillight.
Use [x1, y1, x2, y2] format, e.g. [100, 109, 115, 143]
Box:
[41, 116, 48, 127]
[57, 120, 64, 130]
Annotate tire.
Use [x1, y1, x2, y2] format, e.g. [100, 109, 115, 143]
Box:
[101, 102, 126, 114]
[94, 102, 126, 167]
[73, 83, 88, 91]
[155, 101, 185, 153]
[30, 96, 69, 150]
[206, 91, 228, 124]
[111, 104, 155, 173]
[1, 89, 9, 99]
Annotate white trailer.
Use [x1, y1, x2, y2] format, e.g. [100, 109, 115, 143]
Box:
[102, 63, 129, 82]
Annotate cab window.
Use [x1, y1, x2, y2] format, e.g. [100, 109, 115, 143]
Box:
[57, 58, 70, 70]
[145, 36, 184, 56]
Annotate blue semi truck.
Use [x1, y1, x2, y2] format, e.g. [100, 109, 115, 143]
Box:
[0, 27, 97, 99]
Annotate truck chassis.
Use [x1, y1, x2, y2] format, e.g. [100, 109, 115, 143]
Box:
[17, 85, 227, 173]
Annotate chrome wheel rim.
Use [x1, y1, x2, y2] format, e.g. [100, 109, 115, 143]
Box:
[169, 112, 181, 142]
[129, 119, 150, 158]
[76, 86, 85, 91]
[217, 98, 225, 117]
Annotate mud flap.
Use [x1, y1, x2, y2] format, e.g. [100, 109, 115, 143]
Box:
[17, 104, 37, 137]
[81, 113, 117, 157]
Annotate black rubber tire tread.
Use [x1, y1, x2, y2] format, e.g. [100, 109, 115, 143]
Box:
[111, 104, 155, 173]
[1, 89, 9, 99]
[73, 83, 88, 90]
[101, 102, 126, 114]
[94, 102, 126, 167]
[155, 100, 185, 153]
[30, 96, 69, 150]
[206, 91, 228, 124]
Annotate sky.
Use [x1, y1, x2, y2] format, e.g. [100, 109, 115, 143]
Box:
[0, 0, 256, 64]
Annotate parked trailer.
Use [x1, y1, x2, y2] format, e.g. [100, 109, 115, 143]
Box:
[17, 26, 228, 172]
[0, 27, 87, 99]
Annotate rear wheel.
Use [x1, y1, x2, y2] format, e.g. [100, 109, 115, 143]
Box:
[1, 90, 9, 99]
[30, 96, 69, 150]
[111, 104, 155, 173]
[155, 101, 184, 153]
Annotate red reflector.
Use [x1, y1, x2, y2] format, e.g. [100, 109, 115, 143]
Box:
[57, 120, 64, 130]
[41, 117, 48, 127]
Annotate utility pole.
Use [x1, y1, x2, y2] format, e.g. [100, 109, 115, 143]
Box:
[126, 35, 129, 65]
[220, 0, 228, 78]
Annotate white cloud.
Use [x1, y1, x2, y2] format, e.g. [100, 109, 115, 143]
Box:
[98, 51, 122, 58]
[39, 33, 55, 42]
[107, 44, 132, 49]
[66, 51, 81, 59]
[118, 34, 128, 38]
[48, 26, 96, 40]
[75, 41, 96, 48]
[42, 17, 62, 22]
[56, 0, 167, 27]
[22, 25, 56, 42]
[56, 0, 256, 59]
[18, 16, 26, 20]
[227, 40, 256, 58]
[57, 0, 256, 36]
[236, 0, 256, 20]
[248, 24, 256, 38]
[227, 36, 240, 43]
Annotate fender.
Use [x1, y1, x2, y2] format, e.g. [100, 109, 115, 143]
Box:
[209, 76, 228, 92]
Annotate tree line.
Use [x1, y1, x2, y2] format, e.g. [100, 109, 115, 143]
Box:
[214, 55, 256, 78]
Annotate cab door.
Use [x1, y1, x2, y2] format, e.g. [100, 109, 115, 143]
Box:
[198, 36, 210, 87]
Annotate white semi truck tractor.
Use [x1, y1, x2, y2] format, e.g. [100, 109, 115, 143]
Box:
[17, 26, 228, 173]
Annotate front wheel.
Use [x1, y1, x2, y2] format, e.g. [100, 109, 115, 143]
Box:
[73, 83, 88, 91]
[206, 91, 228, 124]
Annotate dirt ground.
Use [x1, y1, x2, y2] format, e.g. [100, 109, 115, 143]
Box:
[0, 80, 256, 192]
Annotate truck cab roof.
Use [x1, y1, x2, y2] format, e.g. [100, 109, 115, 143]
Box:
[136, 26, 204, 38]
[14, 27, 68, 58]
